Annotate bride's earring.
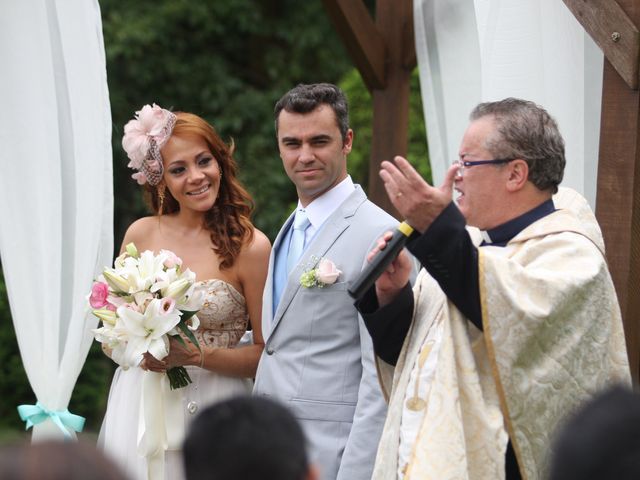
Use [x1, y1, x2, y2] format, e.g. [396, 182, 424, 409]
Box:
[157, 183, 166, 215]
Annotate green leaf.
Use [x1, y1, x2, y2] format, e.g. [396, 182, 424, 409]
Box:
[180, 309, 198, 322]
[172, 334, 187, 348]
[177, 321, 201, 352]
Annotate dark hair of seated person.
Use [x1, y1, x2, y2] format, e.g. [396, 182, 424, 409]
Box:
[549, 384, 640, 480]
[183, 395, 314, 480]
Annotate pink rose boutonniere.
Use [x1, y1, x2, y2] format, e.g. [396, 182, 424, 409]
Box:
[300, 257, 342, 288]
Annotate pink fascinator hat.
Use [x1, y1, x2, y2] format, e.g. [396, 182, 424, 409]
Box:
[122, 104, 176, 186]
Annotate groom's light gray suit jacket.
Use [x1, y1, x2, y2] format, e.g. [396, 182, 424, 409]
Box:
[254, 186, 395, 480]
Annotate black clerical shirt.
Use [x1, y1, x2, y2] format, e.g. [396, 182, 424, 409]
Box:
[356, 198, 556, 480]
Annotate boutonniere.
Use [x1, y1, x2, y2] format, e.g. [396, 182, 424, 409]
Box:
[300, 257, 342, 288]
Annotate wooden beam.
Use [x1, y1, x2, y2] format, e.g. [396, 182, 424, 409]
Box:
[321, 0, 387, 91]
[595, 1, 640, 382]
[368, 0, 415, 216]
[563, 0, 640, 89]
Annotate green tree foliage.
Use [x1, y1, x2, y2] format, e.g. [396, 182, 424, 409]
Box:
[103, 0, 358, 246]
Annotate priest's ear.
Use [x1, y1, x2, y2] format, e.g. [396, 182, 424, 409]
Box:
[506, 158, 529, 192]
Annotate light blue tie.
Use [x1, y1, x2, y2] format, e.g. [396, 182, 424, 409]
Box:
[287, 210, 310, 273]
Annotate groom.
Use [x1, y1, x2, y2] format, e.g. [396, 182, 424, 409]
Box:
[253, 83, 395, 480]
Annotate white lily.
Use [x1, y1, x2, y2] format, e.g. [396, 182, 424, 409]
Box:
[177, 288, 204, 312]
[115, 298, 182, 368]
[92, 325, 120, 343]
[187, 314, 200, 331]
[150, 266, 179, 293]
[93, 308, 117, 326]
[103, 269, 130, 293]
[132, 291, 154, 310]
[183, 268, 196, 281]
[114, 252, 128, 269]
[162, 278, 192, 301]
[110, 341, 133, 369]
[92, 322, 130, 368]
[126, 250, 166, 292]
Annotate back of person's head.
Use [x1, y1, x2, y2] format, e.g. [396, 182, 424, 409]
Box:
[274, 83, 350, 141]
[183, 395, 314, 480]
[549, 385, 640, 480]
[0, 440, 129, 480]
[470, 97, 565, 193]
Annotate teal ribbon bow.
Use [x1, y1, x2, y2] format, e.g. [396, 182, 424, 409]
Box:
[17, 402, 85, 439]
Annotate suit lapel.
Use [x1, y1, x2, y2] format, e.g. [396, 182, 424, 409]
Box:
[269, 187, 366, 338]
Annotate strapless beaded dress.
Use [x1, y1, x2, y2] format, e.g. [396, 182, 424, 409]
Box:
[99, 280, 252, 480]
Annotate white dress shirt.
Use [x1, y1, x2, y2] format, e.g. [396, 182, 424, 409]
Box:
[296, 175, 356, 246]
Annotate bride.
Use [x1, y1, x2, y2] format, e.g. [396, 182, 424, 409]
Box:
[99, 104, 271, 480]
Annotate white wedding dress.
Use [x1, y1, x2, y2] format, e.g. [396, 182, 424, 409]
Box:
[98, 280, 253, 480]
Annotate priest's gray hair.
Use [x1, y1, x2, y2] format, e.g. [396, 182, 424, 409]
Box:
[470, 98, 565, 194]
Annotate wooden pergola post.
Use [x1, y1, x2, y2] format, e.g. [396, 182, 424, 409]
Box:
[563, 0, 640, 382]
[322, 0, 416, 215]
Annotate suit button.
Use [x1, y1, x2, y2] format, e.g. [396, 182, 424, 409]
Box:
[266, 347, 275, 355]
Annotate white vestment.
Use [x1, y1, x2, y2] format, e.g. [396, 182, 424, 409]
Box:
[373, 190, 631, 480]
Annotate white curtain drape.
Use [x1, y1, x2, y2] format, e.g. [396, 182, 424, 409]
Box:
[414, 0, 603, 207]
[0, 0, 113, 439]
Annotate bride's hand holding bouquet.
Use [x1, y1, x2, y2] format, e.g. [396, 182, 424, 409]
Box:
[140, 336, 203, 372]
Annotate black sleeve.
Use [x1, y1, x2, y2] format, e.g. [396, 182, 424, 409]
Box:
[406, 202, 483, 330]
[355, 282, 414, 366]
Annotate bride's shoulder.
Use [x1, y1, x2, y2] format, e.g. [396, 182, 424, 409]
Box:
[125, 216, 158, 235]
[244, 228, 271, 257]
[121, 216, 161, 250]
[250, 228, 271, 248]
[235, 228, 270, 272]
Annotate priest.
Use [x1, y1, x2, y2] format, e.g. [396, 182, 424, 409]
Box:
[357, 98, 631, 480]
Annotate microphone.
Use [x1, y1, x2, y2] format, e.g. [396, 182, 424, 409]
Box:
[348, 221, 414, 300]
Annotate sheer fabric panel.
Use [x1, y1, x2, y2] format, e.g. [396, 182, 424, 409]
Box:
[0, 0, 113, 440]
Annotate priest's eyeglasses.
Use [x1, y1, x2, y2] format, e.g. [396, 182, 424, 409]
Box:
[454, 158, 516, 177]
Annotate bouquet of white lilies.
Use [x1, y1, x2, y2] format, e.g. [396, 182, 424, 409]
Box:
[89, 243, 203, 389]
